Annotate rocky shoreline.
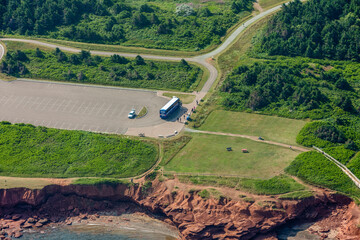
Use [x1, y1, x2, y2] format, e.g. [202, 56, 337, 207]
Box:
[0, 180, 359, 239]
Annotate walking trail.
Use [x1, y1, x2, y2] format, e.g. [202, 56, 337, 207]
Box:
[186, 128, 310, 152]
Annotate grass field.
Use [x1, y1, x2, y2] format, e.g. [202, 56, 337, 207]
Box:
[0, 177, 60, 189]
[258, 0, 289, 10]
[165, 133, 300, 178]
[199, 110, 307, 146]
[0, 122, 158, 178]
[163, 92, 196, 104]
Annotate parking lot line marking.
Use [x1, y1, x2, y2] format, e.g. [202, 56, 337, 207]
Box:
[55, 99, 66, 111]
[75, 102, 86, 114]
[61, 100, 72, 112]
[102, 103, 113, 117]
[3, 95, 12, 105]
[95, 102, 106, 116]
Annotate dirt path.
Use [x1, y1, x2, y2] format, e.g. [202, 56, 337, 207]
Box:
[186, 128, 310, 152]
[253, 1, 264, 12]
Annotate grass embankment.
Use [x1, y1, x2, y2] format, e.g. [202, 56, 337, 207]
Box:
[2, 44, 203, 92]
[161, 135, 192, 166]
[163, 92, 196, 104]
[165, 133, 299, 178]
[0, 122, 158, 178]
[177, 174, 306, 195]
[199, 110, 307, 146]
[136, 107, 148, 119]
[286, 151, 360, 200]
[71, 178, 131, 186]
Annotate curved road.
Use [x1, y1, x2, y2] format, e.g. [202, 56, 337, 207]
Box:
[0, 3, 286, 137]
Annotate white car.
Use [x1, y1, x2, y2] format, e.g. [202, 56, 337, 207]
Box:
[128, 109, 136, 119]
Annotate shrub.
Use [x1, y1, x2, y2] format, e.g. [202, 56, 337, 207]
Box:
[198, 189, 210, 199]
[286, 151, 360, 198]
[175, 4, 195, 17]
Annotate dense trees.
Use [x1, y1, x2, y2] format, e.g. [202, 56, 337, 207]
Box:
[221, 59, 360, 119]
[0, 0, 254, 50]
[1, 47, 203, 91]
[256, 0, 360, 61]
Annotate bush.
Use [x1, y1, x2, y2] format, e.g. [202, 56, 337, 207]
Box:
[296, 122, 338, 148]
[175, 4, 195, 17]
[2, 48, 203, 92]
[198, 189, 210, 199]
[286, 151, 360, 198]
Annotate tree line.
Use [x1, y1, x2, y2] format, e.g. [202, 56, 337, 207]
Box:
[0, 0, 254, 50]
[256, 0, 360, 61]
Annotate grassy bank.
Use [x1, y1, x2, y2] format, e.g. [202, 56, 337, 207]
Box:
[0, 122, 158, 178]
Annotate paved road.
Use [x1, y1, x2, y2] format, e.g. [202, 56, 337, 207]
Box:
[0, 3, 287, 136]
[0, 80, 167, 134]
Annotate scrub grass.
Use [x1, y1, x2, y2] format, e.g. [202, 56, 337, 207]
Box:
[178, 174, 305, 195]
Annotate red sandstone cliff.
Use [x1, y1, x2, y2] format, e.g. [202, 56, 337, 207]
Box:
[0, 180, 357, 239]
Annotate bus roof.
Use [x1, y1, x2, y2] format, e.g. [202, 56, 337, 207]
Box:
[161, 97, 179, 111]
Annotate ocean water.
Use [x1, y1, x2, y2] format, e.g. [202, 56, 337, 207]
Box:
[21, 224, 178, 240]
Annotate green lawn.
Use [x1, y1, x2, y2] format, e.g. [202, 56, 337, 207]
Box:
[199, 110, 307, 146]
[0, 177, 57, 189]
[0, 122, 158, 178]
[163, 92, 196, 104]
[165, 133, 300, 178]
[258, 0, 289, 9]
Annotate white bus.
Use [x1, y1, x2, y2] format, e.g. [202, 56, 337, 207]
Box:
[160, 97, 182, 119]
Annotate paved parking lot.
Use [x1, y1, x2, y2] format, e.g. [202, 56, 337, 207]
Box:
[0, 80, 168, 134]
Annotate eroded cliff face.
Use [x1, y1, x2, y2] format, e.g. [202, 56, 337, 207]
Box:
[0, 180, 358, 240]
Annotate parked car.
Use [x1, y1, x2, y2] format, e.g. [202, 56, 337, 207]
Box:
[128, 109, 136, 119]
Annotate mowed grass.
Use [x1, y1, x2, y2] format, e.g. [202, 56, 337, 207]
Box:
[165, 133, 300, 178]
[258, 0, 289, 9]
[0, 176, 58, 189]
[0, 122, 158, 178]
[163, 92, 196, 104]
[199, 110, 307, 146]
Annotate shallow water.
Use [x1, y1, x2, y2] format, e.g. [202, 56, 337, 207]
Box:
[21, 224, 178, 240]
[21, 213, 178, 240]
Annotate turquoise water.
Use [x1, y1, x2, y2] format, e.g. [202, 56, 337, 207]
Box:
[21, 224, 178, 240]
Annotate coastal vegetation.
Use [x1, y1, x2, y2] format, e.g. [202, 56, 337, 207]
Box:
[286, 151, 360, 199]
[0, 121, 158, 178]
[0, 0, 255, 51]
[177, 174, 305, 195]
[0, 47, 203, 91]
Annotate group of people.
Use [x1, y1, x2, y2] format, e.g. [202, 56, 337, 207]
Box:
[176, 98, 200, 123]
